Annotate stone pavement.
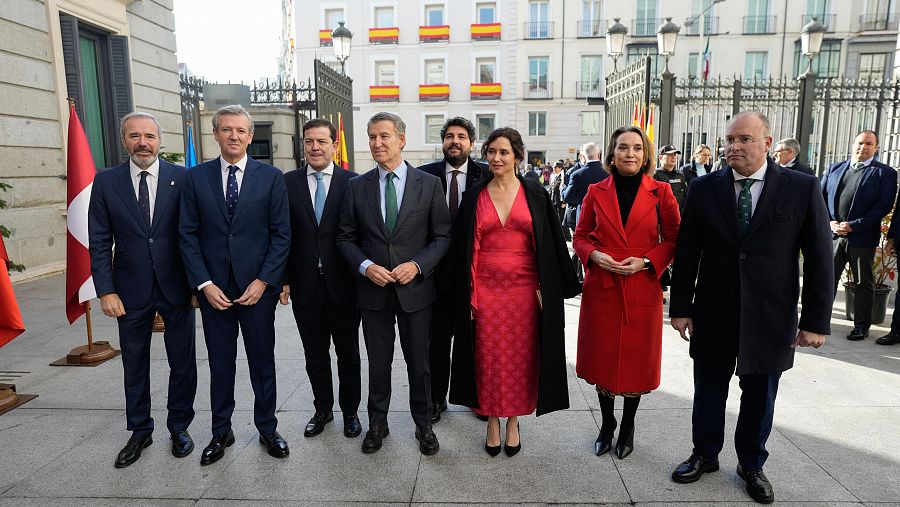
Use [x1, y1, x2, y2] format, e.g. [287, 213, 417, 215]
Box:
[1, 274, 899, 506]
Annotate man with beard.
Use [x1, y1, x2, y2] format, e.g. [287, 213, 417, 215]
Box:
[89, 112, 197, 468]
[417, 117, 486, 423]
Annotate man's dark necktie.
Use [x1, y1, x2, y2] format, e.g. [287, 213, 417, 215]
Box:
[738, 179, 755, 234]
[851, 161, 864, 171]
[226, 165, 239, 220]
[448, 170, 460, 220]
[138, 170, 151, 230]
[385, 172, 398, 235]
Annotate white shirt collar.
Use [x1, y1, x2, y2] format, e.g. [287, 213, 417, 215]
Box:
[129, 158, 160, 179]
[782, 158, 797, 168]
[445, 160, 468, 175]
[378, 160, 407, 179]
[851, 157, 873, 167]
[732, 161, 768, 182]
[307, 162, 335, 177]
[220, 154, 248, 172]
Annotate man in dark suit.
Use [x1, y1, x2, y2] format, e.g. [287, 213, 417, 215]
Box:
[280, 118, 361, 439]
[89, 112, 197, 468]
[681, 143, 713, 184]
[773, 138, 814, 175]
[562, 141, 607, 282]
[821, 130, 897, 341]
[337, 112, 452, 455]
[417, 117, 485, 423]
[669, 112, 833, 504]
[179, 105, 291, 465]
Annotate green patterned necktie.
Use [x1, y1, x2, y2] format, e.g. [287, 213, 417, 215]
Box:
[738, 178, 755, 234]
[384, 172, 398, 235]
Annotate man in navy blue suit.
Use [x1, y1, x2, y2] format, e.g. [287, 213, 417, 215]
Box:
[562, 141, 607, 282]
[279, 118, 362, 439]
[179, 105, 291, 465]
[670, 112, 833, 504]
[89, 112, 197, 468]
[821, 130, 897, 341]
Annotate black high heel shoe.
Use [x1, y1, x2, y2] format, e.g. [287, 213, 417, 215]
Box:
[504, 421, 521, 457]
[615, 424, 634, 459]
[484, 420, 501, 457]
[594, 418, 617, 456]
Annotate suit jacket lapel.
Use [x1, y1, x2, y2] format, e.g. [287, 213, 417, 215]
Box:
[364, 169, 389, 239]
[715, 169, 742, 242]
[206, 158, 229, 222]
[744, 162, 788, 241]
[624, 176, 659, 237]
[230, 157, 259, 224]
[296, 165, 318, 226]
[596, 178, 627, 242]
[149, 161, 175, 236]
[321, 168, 345, 225]
[394, 162, 420, 232]
[113, 165, 149, 234]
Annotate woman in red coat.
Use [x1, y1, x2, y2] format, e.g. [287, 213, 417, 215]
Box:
[573, 126, 680, 459]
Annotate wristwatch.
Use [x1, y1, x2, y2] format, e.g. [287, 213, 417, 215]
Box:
[642, 257, 653, 271]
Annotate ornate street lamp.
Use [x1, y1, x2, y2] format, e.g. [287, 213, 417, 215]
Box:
[656, 17, 680, 75]
[606, 18, 627, 72]
[331, 21, 353, 76]
[800, 16, 826, 75]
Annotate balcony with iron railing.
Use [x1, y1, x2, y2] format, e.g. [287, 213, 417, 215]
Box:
[683, 16, 719, 36]
[575, 81, 603, 99]
[523, 21, 554, 39]
[743, 15, 776, 34]
[801, 13, 836, 32]
[577, 19, 607, 38]
[856, 13, 900, 31]
[523, 81, 553, 99]
[632, 18, 665, 37]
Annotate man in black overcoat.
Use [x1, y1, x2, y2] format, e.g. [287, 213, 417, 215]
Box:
[669, 112, 833, 504]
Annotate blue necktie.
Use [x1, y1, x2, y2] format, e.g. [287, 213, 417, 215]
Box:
[137, 170, 151, 230]
[313, 171, 326, 224]
[226, 165, 239, 220]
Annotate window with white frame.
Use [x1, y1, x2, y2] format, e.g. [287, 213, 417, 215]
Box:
[528, 111, 547, 136]
[375, 60, 395, 85]
[476, 57, 496, 83]
[426, 114, 445, 143]
[476, 114, 495, 140]
[743, 51, 767, 81]
[477, 2, 497, 23]
[580, 111, 601, 136]
[324, 8, 345, 29]
[425, 4, 444, 25]
[424, 59, 446, 84]
[688, 51, 711, 79]
[580, 55, 602, 96]
[374, 6, 395, 27]
[859, 53, 889, 81]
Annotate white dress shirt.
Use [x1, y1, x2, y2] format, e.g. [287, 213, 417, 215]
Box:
[444, 161, 468, 208]
[220, 155, 248, 196]
[307, 162, 334, 203]
[129, 158, 159, 222]
[732, 161, 767, 215]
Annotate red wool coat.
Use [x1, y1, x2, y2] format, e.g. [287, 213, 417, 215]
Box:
[573, 175, 680, 393]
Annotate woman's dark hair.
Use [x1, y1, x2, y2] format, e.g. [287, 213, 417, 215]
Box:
[603, 125, 655, 175]
[481, 127, 525, 163]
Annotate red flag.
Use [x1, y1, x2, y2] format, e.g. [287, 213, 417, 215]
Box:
[0, 235, 25, 348]
[631, 103, 640, 127]
[65, 102, 97, 324]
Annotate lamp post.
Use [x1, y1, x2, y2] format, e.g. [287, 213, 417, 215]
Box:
[656, 17, 680, 146]
[795, 16, 826, 164]
[331, 21, 353, 76]
[606, 18, 627, 72]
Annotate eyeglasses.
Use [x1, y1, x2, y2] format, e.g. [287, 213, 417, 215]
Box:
[724, 136, 762, 146]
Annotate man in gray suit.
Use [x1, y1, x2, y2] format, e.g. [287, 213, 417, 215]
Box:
[337, 112, 452, 456]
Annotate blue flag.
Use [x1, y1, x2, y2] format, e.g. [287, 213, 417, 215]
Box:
[185, 124, 198, 168]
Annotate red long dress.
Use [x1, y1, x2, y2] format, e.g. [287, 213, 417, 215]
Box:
[470, 187, 540, 417]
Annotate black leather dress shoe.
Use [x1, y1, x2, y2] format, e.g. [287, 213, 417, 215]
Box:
[343, 413, 362, 437]
[115, 434, 153, 468]
[430, 399, 448, 423]
[876, 331, 900, 345]
[671, 453, 720, 483]
[847, 327, 869, 341]
[200, 430, 235, 466]
[362, 424, 390, 453]
[737, 464, 775, 504]
[304, 411, 334, 437]
[259, 431, 289, 458]
[594, 434, 612, 456]
[170, 430, 194, 458]
[415, 426, 440, 455]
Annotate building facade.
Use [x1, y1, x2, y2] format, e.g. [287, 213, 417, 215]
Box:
[294, 0, 897, 170]
[0, 0, 184, 280]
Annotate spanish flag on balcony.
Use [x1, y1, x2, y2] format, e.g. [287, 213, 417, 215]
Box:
[370, 85, 400, 102]
[419, 84, 449, 101]
[420, 25, 449, 42]
[470, 83, 502, 99]
[471, 23, 501, 40]
[319, 29, 332, 46]
[369, 27, 399, 43]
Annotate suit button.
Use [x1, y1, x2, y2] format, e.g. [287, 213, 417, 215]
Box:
[739, 253, 746, 260]
[148, 238, 154, 244]
[229, 234, 234, 239]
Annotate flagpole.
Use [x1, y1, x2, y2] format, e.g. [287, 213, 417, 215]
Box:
[84, 301, 94, 351]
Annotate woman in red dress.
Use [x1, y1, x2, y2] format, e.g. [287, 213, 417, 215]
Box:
[574, 126, 680, 459]
[449, 128, 580, 457]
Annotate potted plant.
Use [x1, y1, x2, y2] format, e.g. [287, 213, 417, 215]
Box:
[843, 212, 896, 324]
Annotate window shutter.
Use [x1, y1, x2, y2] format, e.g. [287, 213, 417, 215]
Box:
[58, 13, 84, 123]
[108, 35, 133, 163]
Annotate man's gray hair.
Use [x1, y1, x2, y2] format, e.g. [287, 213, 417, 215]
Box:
[212, 104, 254, 131]
[582, 142, 600, 159]
[119, 111, 161, 140]
[775, 138, 801, 156]
[729, 111, 771, 136]
[367, 111, 406, 137]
